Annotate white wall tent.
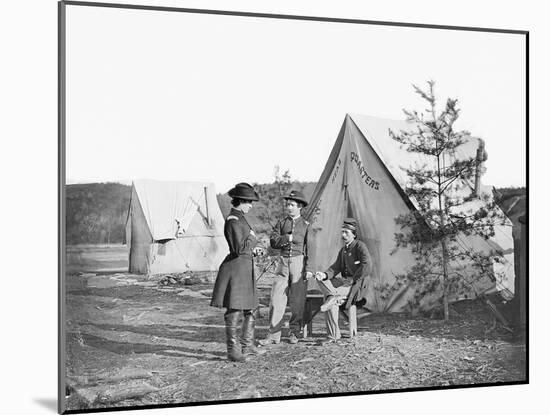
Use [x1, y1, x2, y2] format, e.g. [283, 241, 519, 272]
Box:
[304, 114, 514, 313]
[126, 180, 228, 275]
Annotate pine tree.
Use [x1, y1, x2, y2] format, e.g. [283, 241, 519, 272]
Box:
[389, 81, 507, 320]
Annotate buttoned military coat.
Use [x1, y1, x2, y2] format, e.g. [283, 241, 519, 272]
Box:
[324, 239, 372, 309]
[270, 215, 314, 273]
[211, 208, 258, 310]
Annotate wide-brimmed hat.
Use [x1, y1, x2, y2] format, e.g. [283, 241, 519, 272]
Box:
[228, 182, 259, 201]
[283, 190, 308, 207]
[342, 218, 358, 231]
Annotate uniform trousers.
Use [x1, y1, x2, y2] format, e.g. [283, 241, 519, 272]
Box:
[318, 279, 351, 340]
[266, 255, 306, 340]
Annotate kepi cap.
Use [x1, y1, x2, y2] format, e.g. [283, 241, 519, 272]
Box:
[342, 218, 358, 231]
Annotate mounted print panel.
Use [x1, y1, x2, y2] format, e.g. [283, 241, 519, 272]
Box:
[59, 1, 527, 413]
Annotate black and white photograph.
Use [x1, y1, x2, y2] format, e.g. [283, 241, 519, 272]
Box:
[57, 1, 530, 413]
[8, 1, 548, 415]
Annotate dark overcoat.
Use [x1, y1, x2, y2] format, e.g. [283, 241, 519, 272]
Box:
[211, 208, 258, 310]
[324, 239, 372, 310]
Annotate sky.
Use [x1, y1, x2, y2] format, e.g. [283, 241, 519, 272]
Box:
[65, 3, 526, 194]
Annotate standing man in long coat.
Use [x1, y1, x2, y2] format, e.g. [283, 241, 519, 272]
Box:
[211, 183, 266, 362]
[259, 190, 314, 345]
[315, 218, 372, 341]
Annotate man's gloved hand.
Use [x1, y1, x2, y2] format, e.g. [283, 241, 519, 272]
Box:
[304, 271, 313, 280]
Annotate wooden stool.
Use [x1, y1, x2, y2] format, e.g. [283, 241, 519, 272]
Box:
[303, 292, 324, 338]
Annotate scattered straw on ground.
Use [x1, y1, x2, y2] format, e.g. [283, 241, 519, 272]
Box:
[65, 272, 526, 410]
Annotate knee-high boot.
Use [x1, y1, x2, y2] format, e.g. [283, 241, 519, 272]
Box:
[241, 310, 266, 357]
[224, 309, 245, 362]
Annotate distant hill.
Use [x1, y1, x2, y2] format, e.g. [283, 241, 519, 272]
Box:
[65, 182, 525, 245]
[66, 182, 131, 245]
[66, 181, 318, 245]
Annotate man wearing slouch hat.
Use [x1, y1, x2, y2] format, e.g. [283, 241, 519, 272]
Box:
[259, 190, 314, 345]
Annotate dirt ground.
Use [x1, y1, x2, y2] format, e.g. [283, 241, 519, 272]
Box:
[64, 267, 526, 412]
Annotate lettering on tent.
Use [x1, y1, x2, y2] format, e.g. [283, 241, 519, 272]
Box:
[331, 158, 342, 184]
[350, 151, 380, 190]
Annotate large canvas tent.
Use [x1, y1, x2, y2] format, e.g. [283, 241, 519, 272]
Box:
[304, 114, 515, 313]
[126, 180, 228, 275]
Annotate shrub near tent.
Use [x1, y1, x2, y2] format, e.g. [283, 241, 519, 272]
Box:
[303, 113, 515, 314]
[126, 180, 228, 275]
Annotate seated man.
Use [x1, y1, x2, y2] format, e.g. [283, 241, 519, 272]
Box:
[314, 218, 372, 341]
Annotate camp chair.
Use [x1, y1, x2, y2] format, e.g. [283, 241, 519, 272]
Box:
[303, 290, 324, 338]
